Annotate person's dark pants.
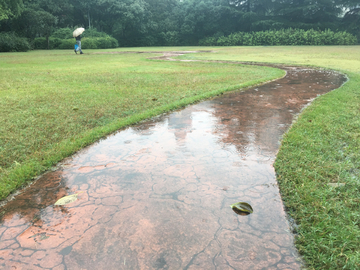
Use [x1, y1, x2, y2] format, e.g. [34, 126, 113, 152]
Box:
[76, 41, 83, 54]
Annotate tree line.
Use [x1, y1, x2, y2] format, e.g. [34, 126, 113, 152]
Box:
[0, 0, 359, 48]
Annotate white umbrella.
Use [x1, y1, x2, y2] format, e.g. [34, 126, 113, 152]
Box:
[73, 27, 85, 37]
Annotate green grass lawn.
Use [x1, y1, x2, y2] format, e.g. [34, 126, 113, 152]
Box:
[0, 49, 283, 200]
[1, 46, 359, 269]
[180, 46, 360, 270]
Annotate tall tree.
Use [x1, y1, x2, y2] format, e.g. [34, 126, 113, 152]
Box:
[230, 0, 272, 14]
[73, 0, 99, 28]
[0, 0, 23, 21]
[273, 0, 341, 27]
[13, 8, 56, 42]
[338, 0, 360, 39]
[1, 0, 359, 46]
[24, 0, 74, 27]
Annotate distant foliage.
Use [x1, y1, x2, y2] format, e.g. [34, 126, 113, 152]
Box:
[32, 29, 119, 50]
[81, 28, 108, 38]
[56, 37, 119, 50]
[33, 37, 62, 50]
[2, 0, 359, 48]
[199, 29, 357, 46]
[160, 31, 180, 46]
[51, 28, 73, 39]
[0, 32, 31, 52]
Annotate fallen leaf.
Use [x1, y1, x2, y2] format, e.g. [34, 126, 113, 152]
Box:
[54, 192, 83, 206]
[230, 202, 253, 215]
[39, 235, 50, 241]
[29, 233, 41, 239]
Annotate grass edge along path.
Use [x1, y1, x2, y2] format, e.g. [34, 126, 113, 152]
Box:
[0, 67, 284, 202]
[274, 71, 360, 270]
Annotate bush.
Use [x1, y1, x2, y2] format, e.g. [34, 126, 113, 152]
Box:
[95, 37, 119, 49]
[160, 31, 180, 46]
[81, 38, 98, 49]
[58, 38, 75, 49]
[0, 32, 32, 52]
[51, 27, 107, 40]
[199, 29, 357, 46]
[1, 28, 119, 51]
[81, 28, 108, 38]
[51, 28, 73, 39]
[199, 36, 217, 46]
[41, 28, 119, 50]
[57, 37, 118, 50]
[33, 37, 62, 50]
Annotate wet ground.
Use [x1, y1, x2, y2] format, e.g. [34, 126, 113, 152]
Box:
[0, 61, 346, 269]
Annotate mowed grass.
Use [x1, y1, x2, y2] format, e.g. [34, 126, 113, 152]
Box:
[2, 46, 359, 269]
[180, 46, 360, 269]
[0, 49, 284, 200]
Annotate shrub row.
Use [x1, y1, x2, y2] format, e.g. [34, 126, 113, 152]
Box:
[33, 36, 119, 50]
[0, 32, 32, 52]
[51, 27, 110, 40]
[199, 29, 357, 46]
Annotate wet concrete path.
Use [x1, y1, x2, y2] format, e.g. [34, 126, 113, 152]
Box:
[0, 60, 346, 269]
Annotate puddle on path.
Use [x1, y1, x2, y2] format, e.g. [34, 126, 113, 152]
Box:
[0, 65, 346, 269]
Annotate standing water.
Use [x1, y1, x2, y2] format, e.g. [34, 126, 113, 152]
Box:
[0, 65, 346, 269]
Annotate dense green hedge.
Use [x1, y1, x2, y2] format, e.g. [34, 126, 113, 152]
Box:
[0, 32, 32, 52]
[33, 36, 119, 50]
[32, 28, 119, 50]
[51, 28, 74, 39]
[199, 29, 357, 46]
[33, 37, 62, 50]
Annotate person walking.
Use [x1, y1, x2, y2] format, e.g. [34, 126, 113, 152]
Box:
[75, 34, 84, 54]
[73, 27, 85, 54]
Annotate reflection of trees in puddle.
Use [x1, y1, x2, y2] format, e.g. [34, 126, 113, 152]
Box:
[129, 110, 194, 146]
[168, 110, 193, 145]
[0, 171, 70, 227]
[132, 125, 155, 136]
[209, 87, 286, 158]
[209, 68, 347, 160]
[131, 114, 167, 136]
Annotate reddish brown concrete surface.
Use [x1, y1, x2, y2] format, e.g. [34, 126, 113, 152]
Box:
[0, 64, 346, 269]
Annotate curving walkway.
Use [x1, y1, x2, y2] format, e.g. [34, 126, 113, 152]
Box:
[0, 54, 347, 270]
